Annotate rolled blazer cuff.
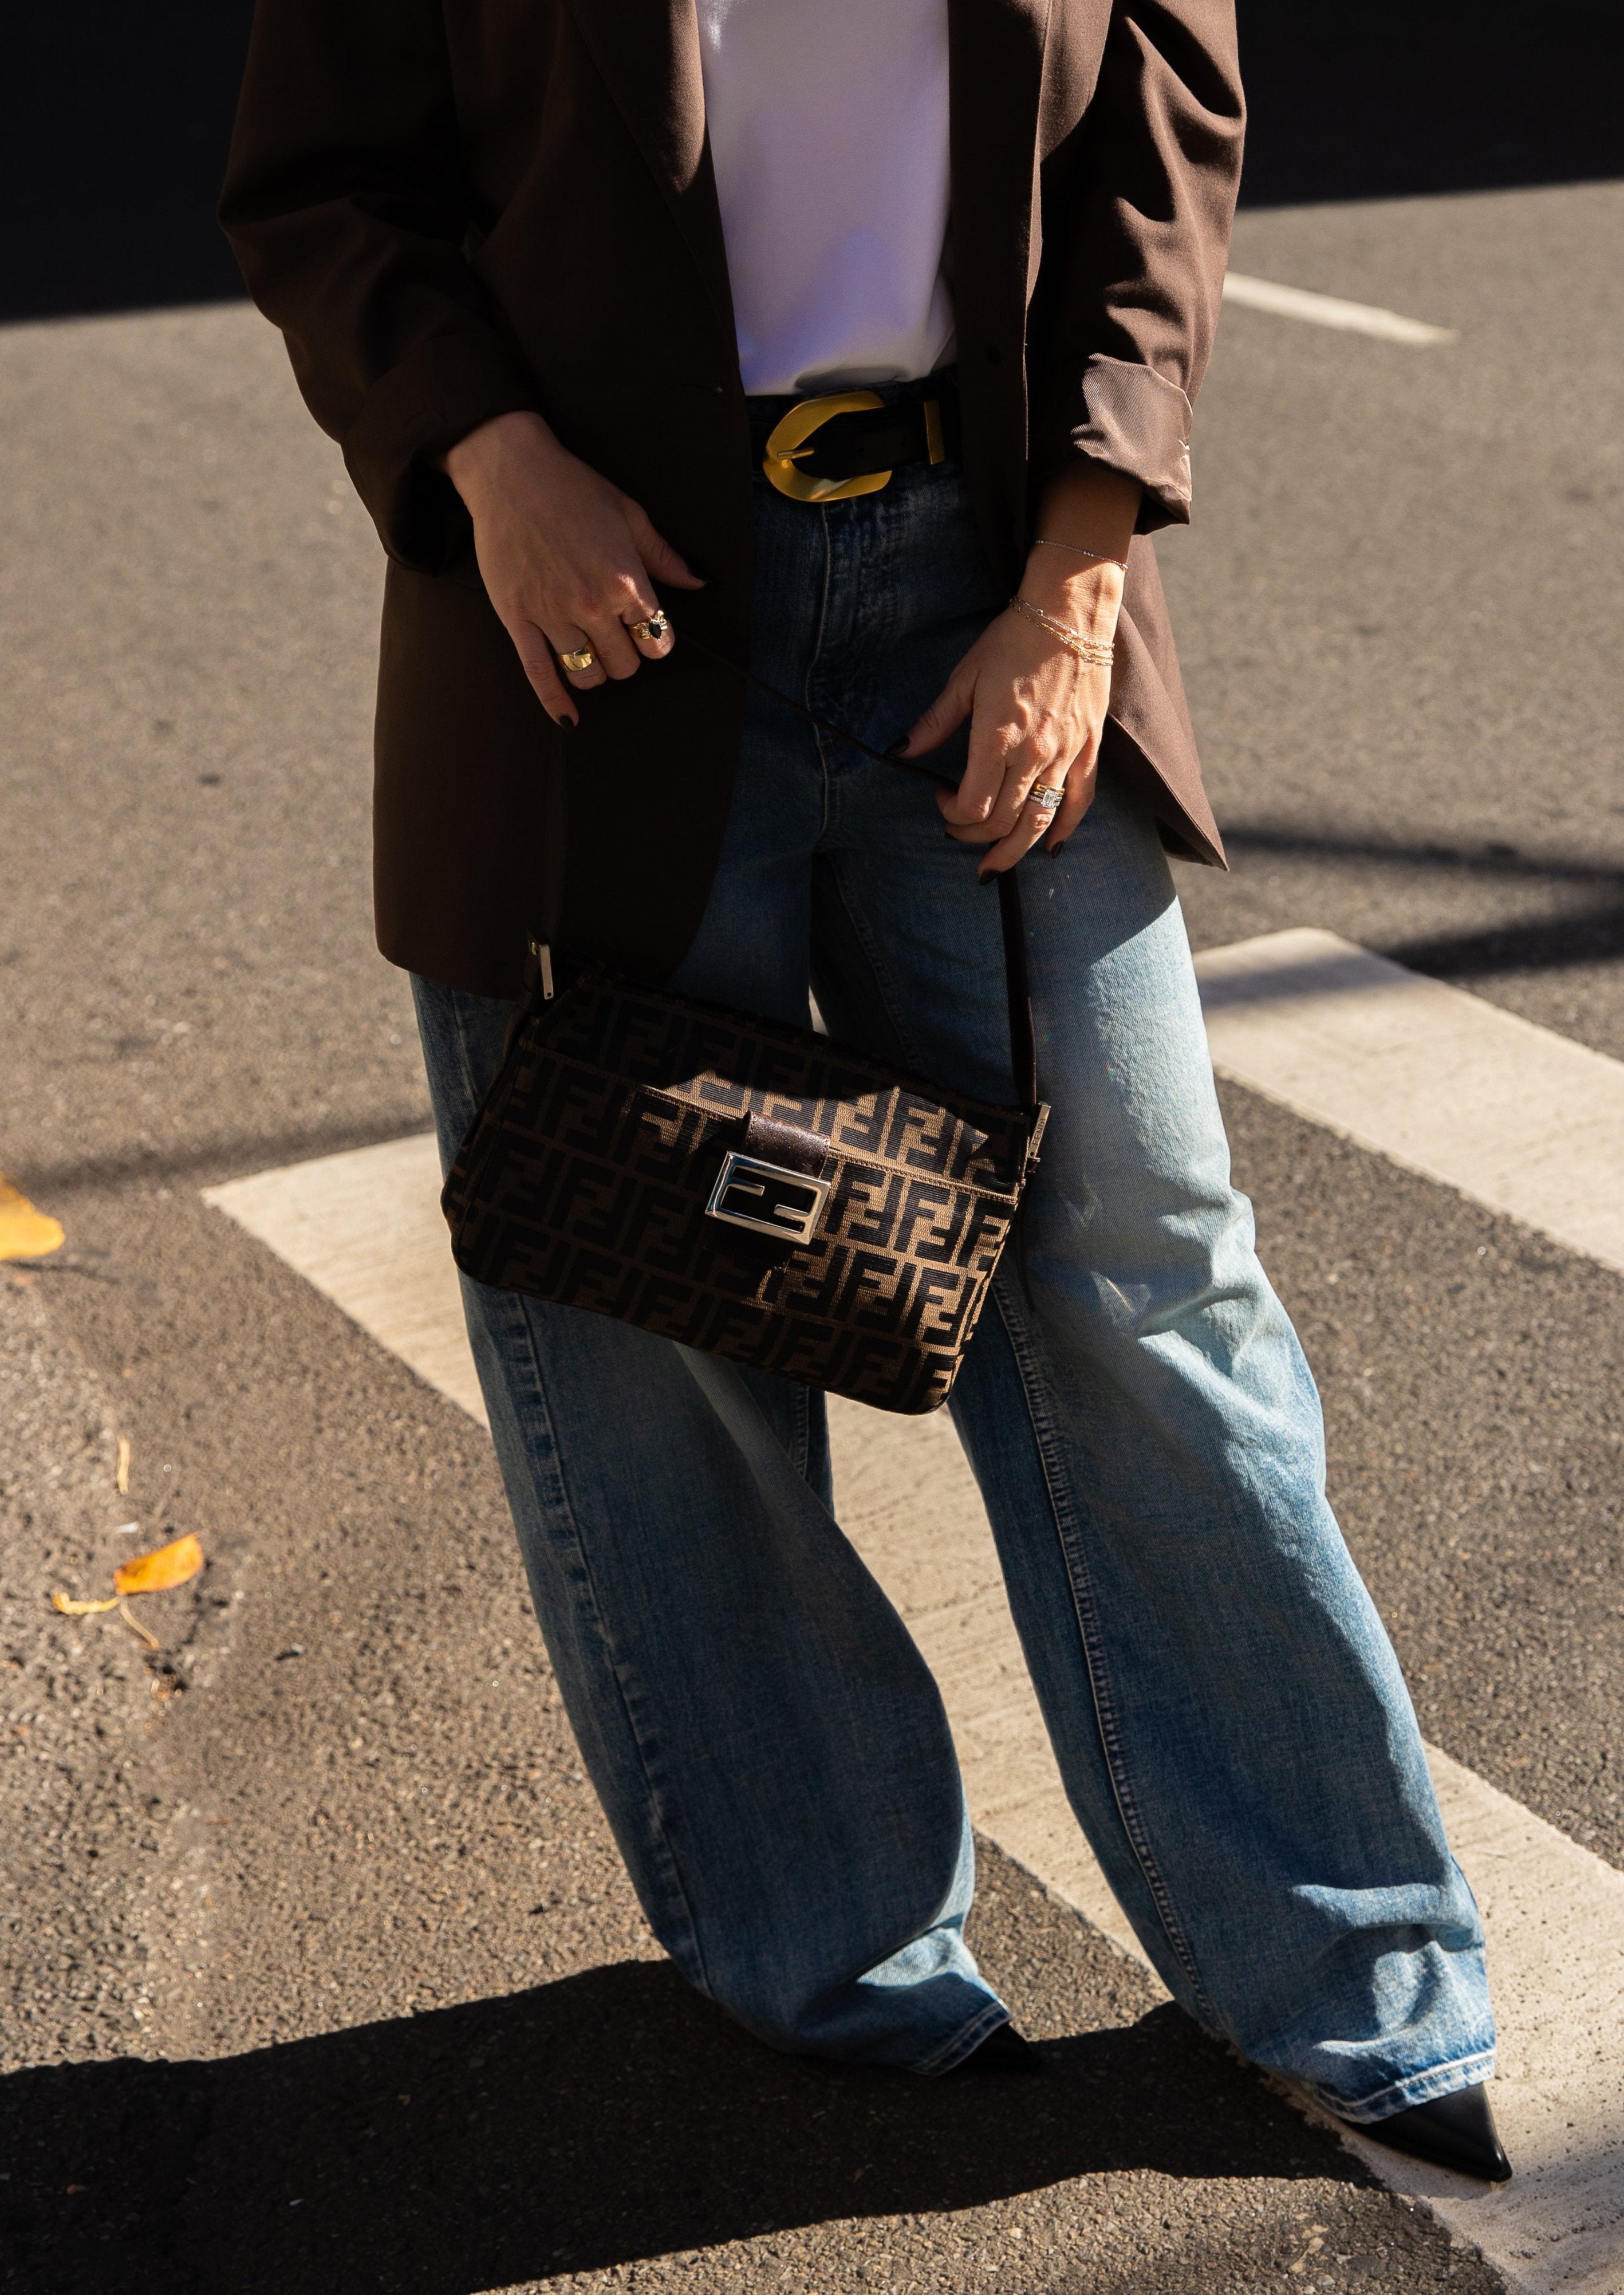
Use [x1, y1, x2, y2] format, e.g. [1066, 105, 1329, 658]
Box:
[1036, 354, 1195, 533]
[342, 329, 539, 572]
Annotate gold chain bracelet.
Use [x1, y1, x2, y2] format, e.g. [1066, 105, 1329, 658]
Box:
[1032, 536, 1129, 572]
[1008, 595, 1115, 667]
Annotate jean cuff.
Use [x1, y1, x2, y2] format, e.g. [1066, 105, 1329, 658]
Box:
[914, 1999, 1012, 2077]
[1314, 2046, 1499, 2125]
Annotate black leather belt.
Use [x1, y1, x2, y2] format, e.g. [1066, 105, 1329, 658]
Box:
[749, 376, 961, 502]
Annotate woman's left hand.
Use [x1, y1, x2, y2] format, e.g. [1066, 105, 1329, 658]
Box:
[900, 464, 1141, 873]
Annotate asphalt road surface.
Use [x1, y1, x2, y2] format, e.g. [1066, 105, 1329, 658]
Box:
[3, 69, 1622, 2295]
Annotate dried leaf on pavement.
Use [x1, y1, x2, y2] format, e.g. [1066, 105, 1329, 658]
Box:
[0, 1176, 64, 1263]
[51, 1533, 204, 1623]
[114, 1533, 204, 1596]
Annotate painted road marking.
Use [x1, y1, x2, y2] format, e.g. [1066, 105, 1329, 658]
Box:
[204, 938, 1624, 2292]
[1196, 930, 1624, 1277]
[1223, 271, 1458, 345]
[206, 1134, 486, 1424]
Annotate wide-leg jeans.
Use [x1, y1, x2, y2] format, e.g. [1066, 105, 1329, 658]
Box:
[412, 448, 1495, 2119]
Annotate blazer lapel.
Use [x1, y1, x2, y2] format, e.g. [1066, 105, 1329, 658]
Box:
[561, 0, 736, 338]
[563, 0, 1050, 372]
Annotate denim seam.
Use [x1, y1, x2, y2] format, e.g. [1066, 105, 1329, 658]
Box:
[448, 986, 495, 1127]
[808, 505, 837, 814]
[1315, 2047, 1497, 2125]
[449, 1001, 713, 1998]
[503, 1288, 714, 1995]
[991, 1278, 1222, 2031]
[818, 859, 937, 1080]
[788, 1377, 810, 1482]
[814, 856, 1218, 2009]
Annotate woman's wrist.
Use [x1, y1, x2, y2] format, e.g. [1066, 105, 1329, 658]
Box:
[1020, 460, 1142, 636]
[1008, 594, 1115, 666]
[1016, 553, 1124, 641]
[438, 408, 562, 505]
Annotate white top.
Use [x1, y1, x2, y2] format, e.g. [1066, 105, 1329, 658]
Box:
[694, 0, 956, 396]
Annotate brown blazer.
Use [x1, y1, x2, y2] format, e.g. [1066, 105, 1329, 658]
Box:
[221, 0, 1244, 997]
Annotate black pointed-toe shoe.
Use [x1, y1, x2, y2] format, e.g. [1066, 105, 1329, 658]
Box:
[949, 2023, 1046, 2076]
[1346, 2084, 1512, 2182]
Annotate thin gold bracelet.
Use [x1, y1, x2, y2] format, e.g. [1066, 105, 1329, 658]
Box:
[1009, 595, 1115, 666]
[1032, 536, 1129, 572]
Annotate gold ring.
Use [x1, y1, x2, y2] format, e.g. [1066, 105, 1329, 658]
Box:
[558, 644, 596, 674]
[628, 612, 670, 644]
[1027, 783, 1065, 814]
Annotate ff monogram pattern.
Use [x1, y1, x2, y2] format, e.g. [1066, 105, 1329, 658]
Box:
[443, 967, 1043, 1414]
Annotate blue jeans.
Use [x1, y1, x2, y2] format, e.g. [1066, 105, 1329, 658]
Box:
[413, 450, 1493, 2118]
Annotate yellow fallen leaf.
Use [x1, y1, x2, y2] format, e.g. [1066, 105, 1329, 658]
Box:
[0, 1176, 64, 1263]
[52, 1590, 120, 1615]
[115, 1533, 204, 1596]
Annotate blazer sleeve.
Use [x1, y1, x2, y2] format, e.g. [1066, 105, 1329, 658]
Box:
[219, 0, 539, 570]
[1030, 0, 1244, 533]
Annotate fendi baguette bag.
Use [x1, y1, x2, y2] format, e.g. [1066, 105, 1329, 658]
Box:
[442, 652, 1050, 1416]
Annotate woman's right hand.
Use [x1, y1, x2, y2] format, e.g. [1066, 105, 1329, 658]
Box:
[440, 411, 704, 727]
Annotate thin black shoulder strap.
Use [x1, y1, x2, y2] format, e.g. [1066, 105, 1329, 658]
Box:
[995, 869, 1038, 1127]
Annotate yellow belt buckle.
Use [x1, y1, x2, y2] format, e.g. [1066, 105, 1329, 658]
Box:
[762, 389, 889, 502]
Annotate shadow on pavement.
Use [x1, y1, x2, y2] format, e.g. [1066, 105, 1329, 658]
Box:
[2, 2, 1622, 325]
[1225, 826, 1624, 890]
[1223, 826, 1624, 981]
[1235, 0, 1624, 207]
[14, 1117, 441, 1213]
[1386, 907, 1624, 981]
[0, 1963, 1360, 2293]
[3, 0, 255, 325]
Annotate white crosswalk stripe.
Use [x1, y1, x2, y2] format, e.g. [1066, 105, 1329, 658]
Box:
[1197, 931, 1624, 1276]
[1223, 272, 1459, 344]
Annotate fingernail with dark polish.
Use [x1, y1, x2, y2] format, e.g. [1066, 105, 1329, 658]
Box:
[886, 739, 910, 758]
